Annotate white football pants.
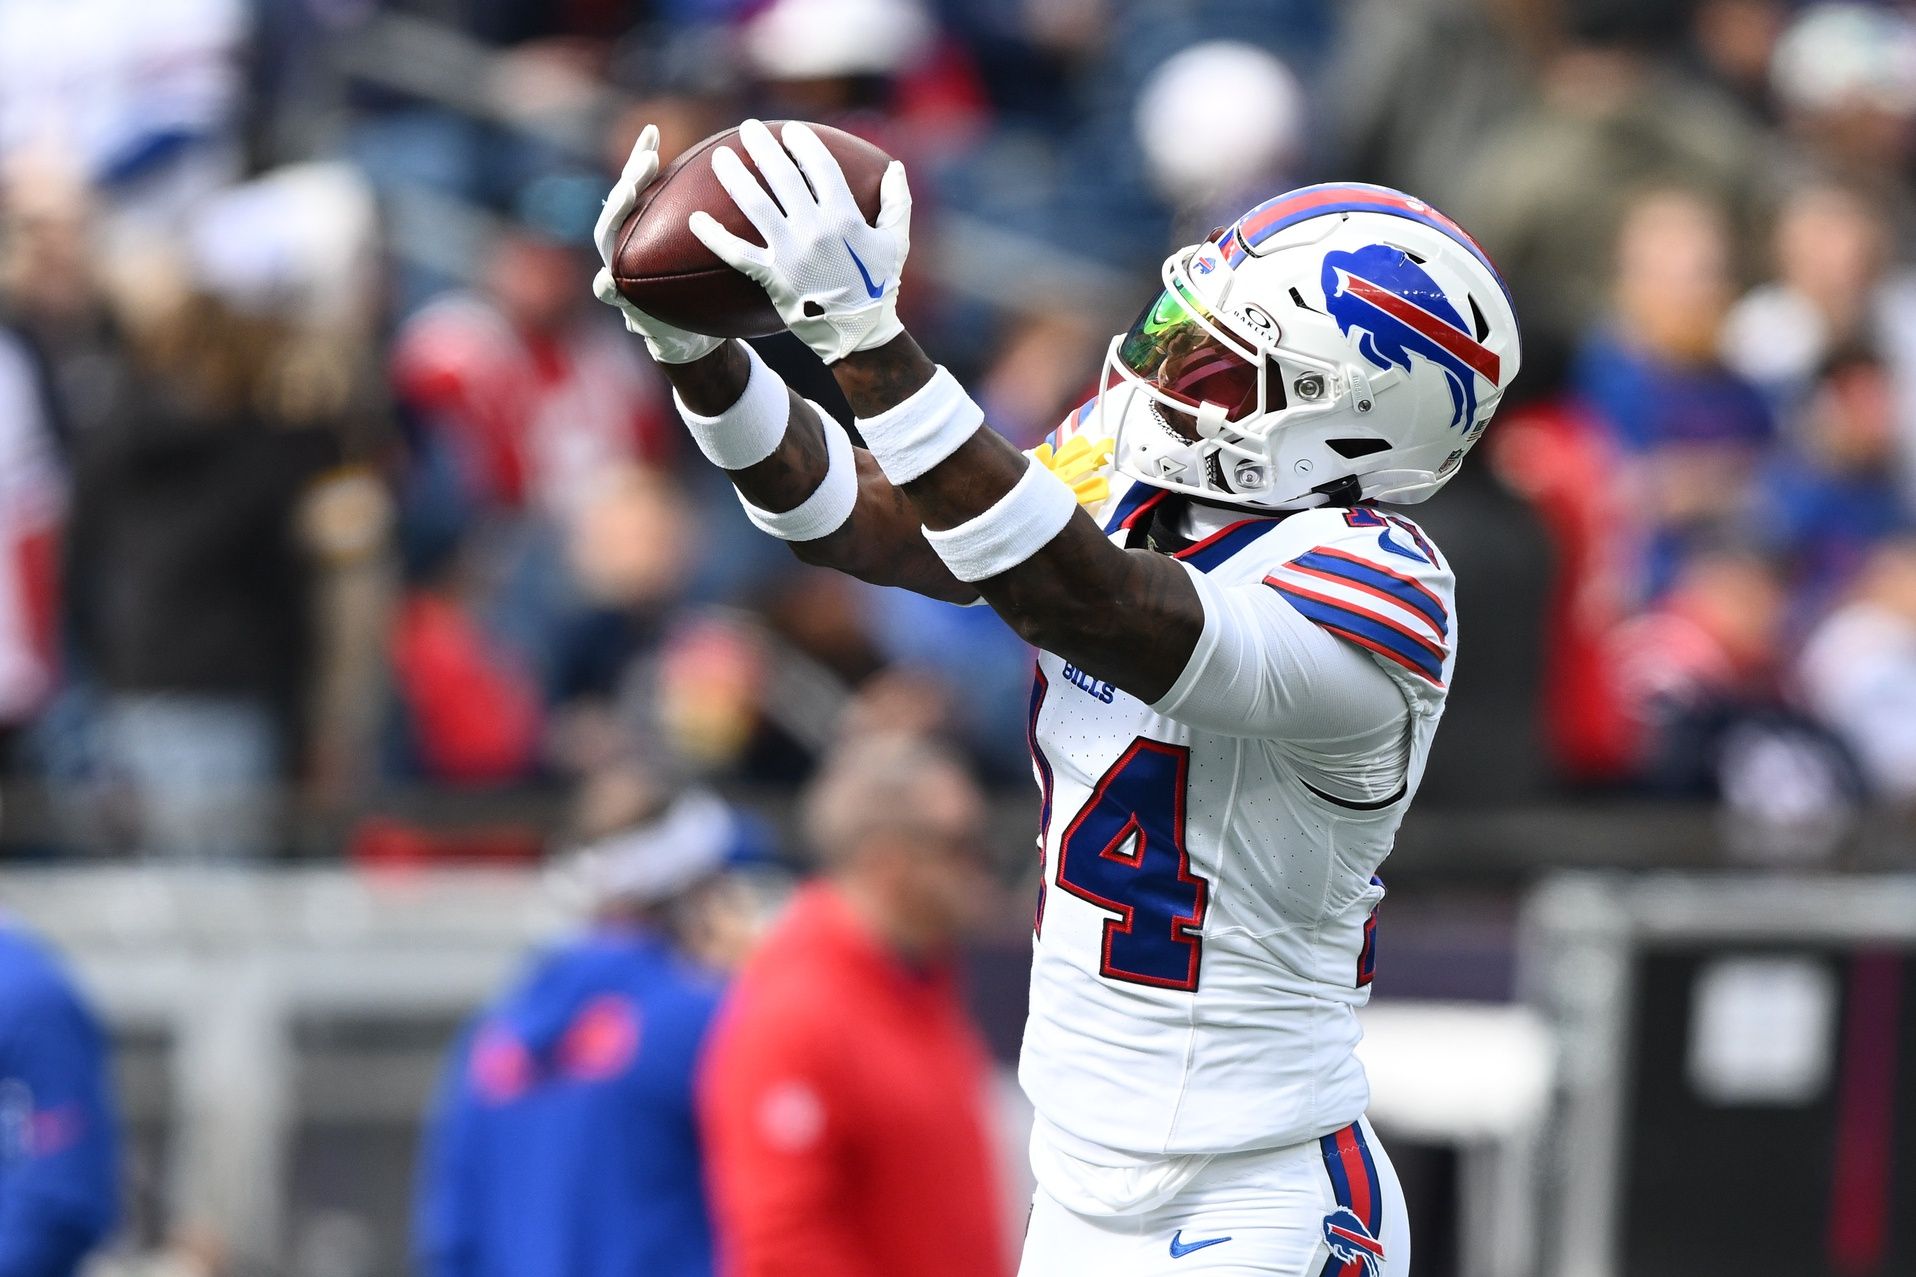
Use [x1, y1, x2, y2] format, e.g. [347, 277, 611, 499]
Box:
[1018, 1118, 1408, 1276]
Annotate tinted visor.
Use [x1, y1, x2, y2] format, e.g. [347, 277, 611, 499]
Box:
[1116, 277, 1276, 424]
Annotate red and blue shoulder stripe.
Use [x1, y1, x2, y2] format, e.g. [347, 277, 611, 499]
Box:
[1266, 580, 1446, 685]
[1284, 548, 1448, 637]
[1264, 541, 1451, 686]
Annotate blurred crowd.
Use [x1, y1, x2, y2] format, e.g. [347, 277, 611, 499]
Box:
[5, 0, 1916, 862]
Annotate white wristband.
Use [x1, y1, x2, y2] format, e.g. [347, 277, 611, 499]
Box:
[923, 457, 1078, 582]
[739, 405, 859, 542]
[853, 365, 984, 485]
[672, 344, 789, 471]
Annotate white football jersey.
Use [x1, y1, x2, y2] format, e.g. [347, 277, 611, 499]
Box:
[1018, 411, 1454, 1211]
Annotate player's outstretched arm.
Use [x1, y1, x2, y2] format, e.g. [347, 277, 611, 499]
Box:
[592, 124, 974, 604]
[833, 334, 1204, 701]
[685, 119, 1206, 699]
[659, 341, 977, 603]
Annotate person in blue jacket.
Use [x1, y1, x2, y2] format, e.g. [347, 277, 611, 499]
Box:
[0, 921, 119, 1277]
[414, 777, 766, 1277]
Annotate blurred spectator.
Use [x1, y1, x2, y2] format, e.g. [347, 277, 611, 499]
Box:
[1723, 182, 1909, 394]
[0, 162, 136, 841]
[1043, 0, 1331, 271]
[1798, 538, 1916, 805]
[700, 733, 1007, 1277]
[1609, 546, 1787, 788]
[0, 156, 141, 451]
[387, 460, 700, 796]
[64, 200, 366, 857]
[547, 465, 698, 703]
[649, 616, 786, 780]
[741, 0, 932, 103]
[0, 919, 119, 1275]
[1687, 0, 1788, 121]
[1331, 0, 1542, 213]
[1457, 13, 1769, 384]
[0, 159, 113, 777]
[1757, 346, 1910, 611]
[1607, 547, 1860, 823]
[203, 165, 393, 812]
[1769, 3, 1916, 246]
[1491, 400, 1643, 784]
[1725, 189, 1852, 380]
[416, 777, 760, 1277]
[739, 0, 986, 161]
[0, 0, 248, 231]
[0, 160, 394, 856]
[387, 200, 687, 790]
[1720, 181, 1916, 499]
[392, 217, 672, 527]
[1133, 41, 1304, 248]
[1572, 187, 1774, 602]
[853, 586, 1041, 782]
[387, 561, 545, 790]
[576, 603, 854, 792]
[0, 330, 62, 768]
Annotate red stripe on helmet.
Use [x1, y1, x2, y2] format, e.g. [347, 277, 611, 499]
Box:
[1341, 274, 1501, 383]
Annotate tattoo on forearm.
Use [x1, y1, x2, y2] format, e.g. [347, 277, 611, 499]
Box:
[832, 333, 938, 417]
[663, 340, 753, 416]
[901, 431, 1028, 531]
[658, 342, 830, 514]
[728, 390, 829, 513]
[650, 337, 971, 602]
[830, 330, 1205, 700]
[978, 534, 1202, 702]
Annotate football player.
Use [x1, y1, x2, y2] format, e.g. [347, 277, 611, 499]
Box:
[592, 120, 1520, 1276]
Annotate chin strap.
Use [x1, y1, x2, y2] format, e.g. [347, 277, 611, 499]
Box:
[1357, 469, 1443, 503]
[1309, 474, 1364, 506]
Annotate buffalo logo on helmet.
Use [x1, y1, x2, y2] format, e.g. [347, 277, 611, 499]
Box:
[1320, 1206, 1385, 1274]
[1321, 244, 1501, 432]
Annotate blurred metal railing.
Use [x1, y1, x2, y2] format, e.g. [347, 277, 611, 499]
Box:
[15, 867, 563, 1277]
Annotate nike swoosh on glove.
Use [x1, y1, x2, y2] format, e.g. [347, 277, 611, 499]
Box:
[591, 124, 724, 365]
[688, 118, 911, 365]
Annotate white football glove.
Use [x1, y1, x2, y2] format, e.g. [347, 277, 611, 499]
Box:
[592, 124, 724, 366]
[688, 118, 912, 365]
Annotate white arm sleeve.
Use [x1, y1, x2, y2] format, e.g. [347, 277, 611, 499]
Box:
[1150, 562, 1412, 801]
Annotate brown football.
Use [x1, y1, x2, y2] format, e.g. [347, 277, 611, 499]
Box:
[610, 121, 892, 339]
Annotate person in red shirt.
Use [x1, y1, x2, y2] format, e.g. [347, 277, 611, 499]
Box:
[699, 732, 1009, 1277]
[391, 221, 675, 522]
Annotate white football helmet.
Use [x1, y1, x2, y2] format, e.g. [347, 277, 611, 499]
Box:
[1101, 183, 1521, 509]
